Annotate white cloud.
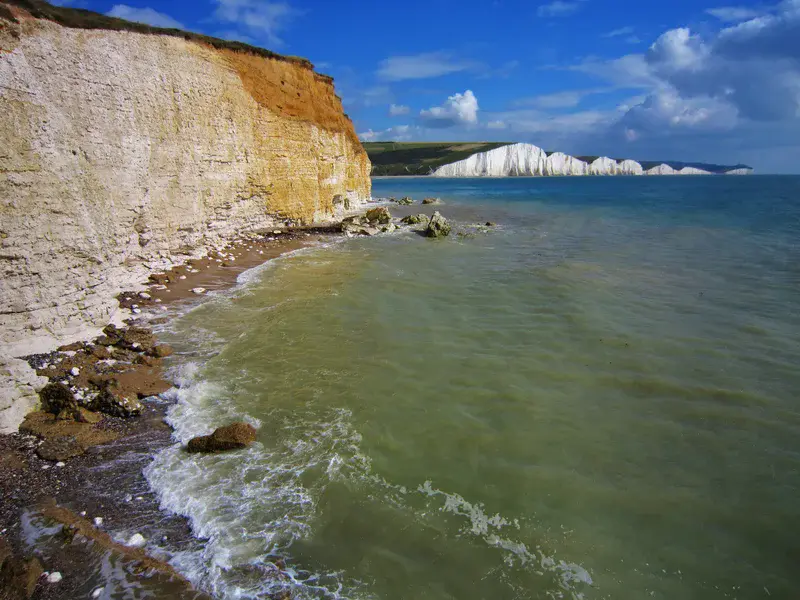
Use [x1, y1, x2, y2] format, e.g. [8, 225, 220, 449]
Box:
[419, 90, 479, 128]
[537, 0, 586, 17]
[377, 52, 475, 81]
[358, 125, 412, 142]
[553, 0, 800, 171]
[706, 6, 763, 22]
[603, 26, 635, 38]
[514, 89, 605, 109]
[212, 0, 300, 46]
[389, 104, 410, 116]
[106, 5, 185, 29]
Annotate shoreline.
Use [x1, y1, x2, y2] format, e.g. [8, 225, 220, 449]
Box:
[0, 201, 450, 599]
[0, 225, 350, 599]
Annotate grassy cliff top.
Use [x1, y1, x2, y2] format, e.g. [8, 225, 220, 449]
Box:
[364, 142, 751, 175]
[1, 0, 316, 71]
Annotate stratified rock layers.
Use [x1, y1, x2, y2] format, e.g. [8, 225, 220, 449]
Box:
[0, 7, 371, 357]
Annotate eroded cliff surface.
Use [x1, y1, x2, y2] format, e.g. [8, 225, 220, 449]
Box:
[0, 4, 370, 360]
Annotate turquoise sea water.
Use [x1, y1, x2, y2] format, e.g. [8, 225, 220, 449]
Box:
[146, 176, 800, 600]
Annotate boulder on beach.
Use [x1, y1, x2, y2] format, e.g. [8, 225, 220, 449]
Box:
[187, 422, 258, 453]
[365, 207, 392, 224]
[39, 383, 77, 415]
[422, 197, 442, 205]
[91, 383, 143, 418]
[425, 212, 451, 238]
[396, 196, 414, 205]
[401, 214, 430, 226]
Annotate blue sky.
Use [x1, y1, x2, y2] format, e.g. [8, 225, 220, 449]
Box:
[53, 0, 800, 172]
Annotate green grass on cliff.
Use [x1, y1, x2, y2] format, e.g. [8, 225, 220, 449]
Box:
[365, 142, 513, 176]
[2, 0, 314, 69]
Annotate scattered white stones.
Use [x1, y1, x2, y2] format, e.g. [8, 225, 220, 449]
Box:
[132, 342, 140, 349]
[41, 464, 50, 470]
[273, 230, 281, 234]
[93, 517, 103, 527]
[154, 298, 162, 303]
[56, 461, 65, 467]
[191, 287, 206, 295]
[70, 367, 80, 376]
[132, 308, 142, 314]
[80, 511, 87, 517]
[138, 292, 151, 299]
[127, 533, 146, 548]
[91, 587, 104, 598]
[46, 572, 63, 583]
[179, 275, 187, 280]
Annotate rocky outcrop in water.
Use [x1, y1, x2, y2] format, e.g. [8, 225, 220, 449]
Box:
[187, 423, 258, 453]
[425, 212, 452, 238]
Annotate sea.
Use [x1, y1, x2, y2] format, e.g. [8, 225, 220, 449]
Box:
[144, 175, 800, 600]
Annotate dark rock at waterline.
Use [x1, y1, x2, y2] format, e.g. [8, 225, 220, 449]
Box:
[365, 207, 392, 224]
[0, 554, 43, 600]
[425, 212, 451, 238]
[401, 214, 430, 226]
[187, 422, 257, 453]
[39, 383, 77, 415]
[148, 344, 174, 358]
[422, 197, 442, 205]
[485, 221, 496, 227]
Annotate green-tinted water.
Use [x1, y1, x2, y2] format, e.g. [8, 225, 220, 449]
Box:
[146, 177, 800, 599]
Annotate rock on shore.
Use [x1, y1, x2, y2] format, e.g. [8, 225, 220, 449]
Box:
[187, 423, 258, 453]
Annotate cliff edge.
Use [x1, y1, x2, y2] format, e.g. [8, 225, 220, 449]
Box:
[0, 1, 370, 429]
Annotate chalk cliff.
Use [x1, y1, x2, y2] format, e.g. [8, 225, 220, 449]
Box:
[0, 2, 370, 429]
[431, 143, 744, 178]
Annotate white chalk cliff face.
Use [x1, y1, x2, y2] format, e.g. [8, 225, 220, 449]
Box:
[432, 143, 741, 178]
[0, 5, 371, 431]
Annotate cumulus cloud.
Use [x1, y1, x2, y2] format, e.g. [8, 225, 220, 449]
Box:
[568, 0, 800, 152]
[106, 5, 185, 29]
[419, 90, 479, 128]
[212, 0, 300, 46]
[389, 104, 410, 116]
[377, 53, 475, 81]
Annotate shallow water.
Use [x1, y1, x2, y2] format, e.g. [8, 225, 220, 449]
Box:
[147, 176, 800, 599]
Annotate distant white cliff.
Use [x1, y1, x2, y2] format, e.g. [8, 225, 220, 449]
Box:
[430, 143, 746, 177]
[725, 168, 754, 175]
